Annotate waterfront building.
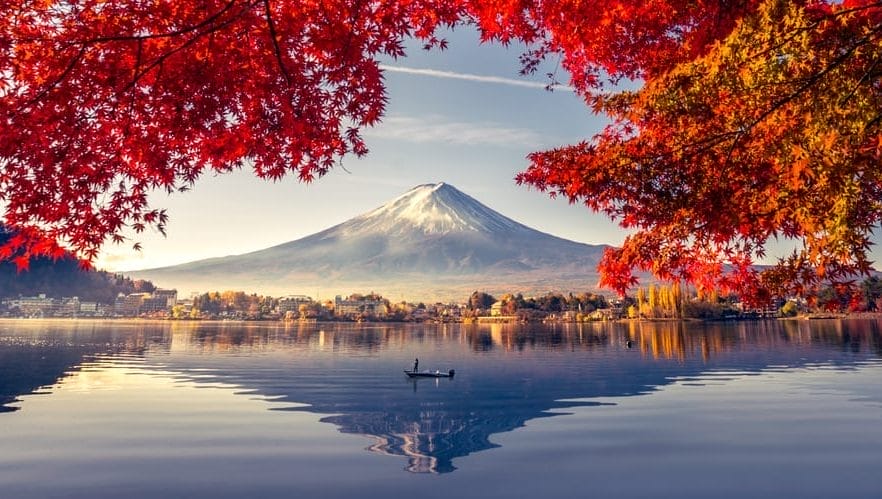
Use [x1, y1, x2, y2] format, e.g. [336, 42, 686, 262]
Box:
[335, 295, 386, 318]
[278, 295, 313, 314]
[152, 288, 178, 308]
[7, 294, 56, 317]
[114, 293, 149, 316]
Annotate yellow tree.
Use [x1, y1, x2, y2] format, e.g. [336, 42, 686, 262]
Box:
[636, 287, 648, 318]
[671, 281, 684, 319]
[648, 284, 660, 318]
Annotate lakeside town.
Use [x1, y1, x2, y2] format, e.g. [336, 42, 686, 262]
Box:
[4, 276, 882, 322]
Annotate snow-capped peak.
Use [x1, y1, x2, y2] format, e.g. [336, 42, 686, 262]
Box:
[346, 182, 527, 235]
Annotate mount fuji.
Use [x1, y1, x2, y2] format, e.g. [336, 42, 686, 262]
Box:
[128, 183, 610, 300]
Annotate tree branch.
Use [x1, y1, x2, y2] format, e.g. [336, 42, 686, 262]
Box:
[66, 0, 242, 45]
[19, 45, 86, 111]
[118, 12, 245, 96]
[263, 0, 291, 85]
[723, 22, 882, 165]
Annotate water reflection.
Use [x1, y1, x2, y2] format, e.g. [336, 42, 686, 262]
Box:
[621, 319, 882, 361]
[1, 319, 881, 473]
[0, 320, 170, 411]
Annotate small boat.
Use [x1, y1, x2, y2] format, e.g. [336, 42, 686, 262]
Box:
[404, 369, 455, 378]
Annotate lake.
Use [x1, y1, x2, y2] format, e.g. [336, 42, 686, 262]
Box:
[1, 318, 881, 498]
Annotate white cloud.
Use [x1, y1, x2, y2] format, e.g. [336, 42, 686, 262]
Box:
[364, 115, 553, 148]
[379, 64, 573, 92]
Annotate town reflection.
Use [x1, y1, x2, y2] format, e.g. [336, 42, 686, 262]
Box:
[1, 318, 881, 473]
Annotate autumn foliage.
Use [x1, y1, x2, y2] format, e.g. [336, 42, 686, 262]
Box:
[2, 1, 881, 303]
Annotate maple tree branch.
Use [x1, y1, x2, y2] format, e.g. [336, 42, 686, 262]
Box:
[636, 128, 740, 167]
[124, 38, 145, 137]
[823, 1, 882, 21]
[69, 0, 243, 45]
[722, 22, 882, 165]
[748, 2, 882, 63]
[862, 111, 882, 133]
[118, 13, 245, 97]
[16, 45, 86, 113]
[343, 0, 366, 61]
[263, 0, 291, 85]
[840, 52, 882, 106]
[18, 0, 255, 111]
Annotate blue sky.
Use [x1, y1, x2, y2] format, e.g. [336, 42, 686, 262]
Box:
[98, 28, 623, 271]
[97, 27, 881, 273]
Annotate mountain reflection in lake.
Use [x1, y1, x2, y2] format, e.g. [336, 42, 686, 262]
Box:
[1, 319, 881, 498]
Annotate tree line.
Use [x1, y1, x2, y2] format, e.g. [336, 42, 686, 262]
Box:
[0, 228, 156, 302]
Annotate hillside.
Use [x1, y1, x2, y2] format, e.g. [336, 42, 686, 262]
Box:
[0, 227, 154, 301]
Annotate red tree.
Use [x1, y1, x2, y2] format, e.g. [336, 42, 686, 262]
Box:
[2, 1, 880, 303]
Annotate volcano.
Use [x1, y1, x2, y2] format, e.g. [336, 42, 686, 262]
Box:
[128, 183, 609, 300]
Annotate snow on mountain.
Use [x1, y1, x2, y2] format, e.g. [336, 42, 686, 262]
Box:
[344, 182, 526, 235]
[128, 183, 609, 299]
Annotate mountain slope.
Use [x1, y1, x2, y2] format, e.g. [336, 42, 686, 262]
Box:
[128, 183, 609, 299]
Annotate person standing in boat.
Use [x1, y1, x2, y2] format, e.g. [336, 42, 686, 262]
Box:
[413, 358, 419, 373]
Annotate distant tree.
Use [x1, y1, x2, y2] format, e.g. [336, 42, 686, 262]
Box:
[647, 288, 657, 317]
[258, 295, 278, 316]
[132, 279, 156, 293]
[780, 301, 799, 317]
[171, 304, 188, 319]
[499, 294, 518, 315]
[298, 303, 311, 319]
[468, 291, 496, 310]
[536, 293, 565, 312]
[683, 300, 729, 320]
[570, 292, 608, 313]
[636, 287, 647, 318]
[631, 282, 689, 318]
[193, 292, 222, 315]
[670, 282, 684, 319]
[860, 276, 882, 311]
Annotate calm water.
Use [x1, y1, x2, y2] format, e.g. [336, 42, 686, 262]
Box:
[1, 319, 881, 498]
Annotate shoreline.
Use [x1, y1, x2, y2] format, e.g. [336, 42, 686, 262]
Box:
[3, 312, 882, 325]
